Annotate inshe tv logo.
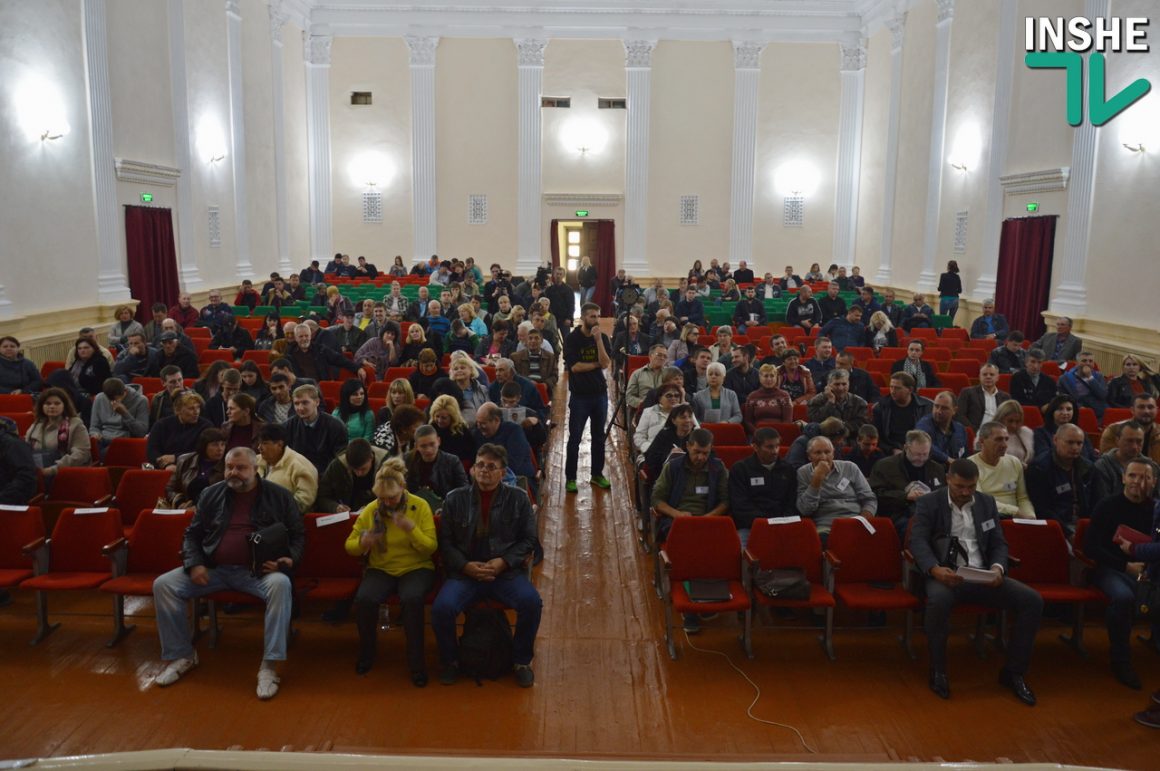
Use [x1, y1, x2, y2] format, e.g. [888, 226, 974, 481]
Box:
[1025, 17, 1152, 126]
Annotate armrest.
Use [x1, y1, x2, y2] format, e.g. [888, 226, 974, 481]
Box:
[23, 537, 49, 576]
[1008, 555, 1021, 569]
[1072, 548, 1096, 568]
[742, 548, 760, 568]
[103, 537, 128, 577]
[823, 549, 841, 569]
[658, 550, 672, 570]
[94, 494, 113, 506]
[28, 493, 45, 505]
[22, 536, 46, 556]
[101, 537, 127, 557]
[902, 548, 916, 564]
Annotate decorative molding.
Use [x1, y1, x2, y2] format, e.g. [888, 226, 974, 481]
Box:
[887, 12, 907, 51]
[874, 15, 906, 286]
[728, 63, 761, 263]
[224, 0, 239, 17]
[952, 210, 968, 254]
[405, 34, 439, 66]
[468, 194, 488, 225]
[362, 191, 383, 224]
[306, 34, 332, 65]
[224, 0, 253, 278]
[732, 41, 764, 69]
[543, 193, 623, 207]
[269, 0, 291, 272]
[839, 41, 866, 71]
[999, 167, 1071, 195]
[783, 195, 805, 228]
[679, 195, 699, 226]
[208, 206, 222, 249]
[833, 61, 865, 265]
[624, 39, 656, 68]
[515, 37, 546, 67]
[114, 159, 181, 186]
[936, 0, 955, 24]
[167, 0, 201, 289]
[268, 1, 288, 43]
[916, 4, 954, 291]
[517, 56, 543, 272]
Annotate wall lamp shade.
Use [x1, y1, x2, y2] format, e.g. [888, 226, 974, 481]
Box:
[559, 118, 608, 155]
[947, 123, 982, 172]
[773, 160, 819, 197]
[349, 151, 394, 188]
[15, 76, 70, 143]
[196, 117, 228, 163]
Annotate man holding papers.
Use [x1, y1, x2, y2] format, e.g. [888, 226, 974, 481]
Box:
[910, 459, 1045, 705]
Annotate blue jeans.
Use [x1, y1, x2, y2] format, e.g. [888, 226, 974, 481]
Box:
[581, 286, 596, 306]
[1091, 566, 1157, 664]
[432, 574, 543, 666]
[153, 564, 293, 661]
[938, 296, 958, 322]
[566, 393, 608, 480]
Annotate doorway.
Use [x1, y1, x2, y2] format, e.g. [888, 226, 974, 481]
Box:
[995, 215, 1058, 340]
[549, 219, 616, 314]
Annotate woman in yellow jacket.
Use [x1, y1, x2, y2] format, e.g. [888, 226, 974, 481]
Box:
[345, 457, 437, 685]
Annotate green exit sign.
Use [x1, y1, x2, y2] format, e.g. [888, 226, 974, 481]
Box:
[140, 193, 153, 203]
[575, 210, 589, 217]
[1026, 201, 1039, 212]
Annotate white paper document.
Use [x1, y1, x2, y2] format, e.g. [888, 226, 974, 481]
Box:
[956, 566, 996, 584]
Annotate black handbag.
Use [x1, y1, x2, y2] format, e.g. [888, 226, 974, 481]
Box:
[248, 521, 290, 576]
[754, 568, 811, 600]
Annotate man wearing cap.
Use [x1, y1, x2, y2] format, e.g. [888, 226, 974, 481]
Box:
[300, 260, 325, 285]
[148, 332, 199, 378]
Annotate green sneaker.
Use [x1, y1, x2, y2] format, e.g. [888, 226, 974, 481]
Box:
[590, 476, 611, 489]
[565, 480, 578, 493]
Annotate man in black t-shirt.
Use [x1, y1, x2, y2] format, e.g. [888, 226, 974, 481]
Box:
[564, 302, 612, 492]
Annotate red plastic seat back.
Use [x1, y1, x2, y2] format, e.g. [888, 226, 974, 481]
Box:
[703, 422, 747, 445]
[665, 516, 741, 582]
[49, 507, 123, 573]
[827, 516, 902, 584]
[47, 467, 112, 504]
[1073, 518, 1092, 556]
[103, 437, 148, 467]
[748, 518, 823, 583]
[0, 394, 34, 411]
[114, 469, 175, 528]
[0, 506, 45, 570]
[126, 509, 193, 574]
[712, 445, 751, 470]
[1001, 519, 1069, 585]
[0, 412, 34, 436]
[298, 512, 363, 580]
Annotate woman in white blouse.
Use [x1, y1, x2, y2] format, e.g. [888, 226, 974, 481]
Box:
[974, 399, 1035, 466]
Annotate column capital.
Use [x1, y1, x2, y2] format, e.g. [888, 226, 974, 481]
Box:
[937, 0, 955, 23]
[405, 35, 440, 66]
[225, 0, 240, 19]
[306, 33, 332, 66]
[840, 41, 867, 71]
[515, 38, 546, 67]
[268, 2, 288, 44]
[888, 12, 907, 51]
[732, 41, 765, 70]
[624, 39, 656, 69]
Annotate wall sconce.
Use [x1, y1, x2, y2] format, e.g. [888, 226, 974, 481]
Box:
[773, 160, 819, 197]
[40, 125, 70, 142]
[949, 161, 969, 172]
[947, 123, 981, 174]
[348, 151, 394, 189]
[1122, 142, 1146, 153]
[16, 76, 70, 144]
[560, 119, 608, 156]
[197, 117, 228, 165]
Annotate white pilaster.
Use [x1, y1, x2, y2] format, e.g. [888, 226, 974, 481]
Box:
[623, 40, 656, 277]
[833, 40, 866, 268]
[972, 0, 1017, 300]
[406, 35, 439, 262]
[515, 38, 546, 276]
[304, 32, 333, 264]
[268, 3, 292, 275]
[916, 0, 954, 291]
[167, 0, 201, 289]
[1053, 0, 1106, 316]
[728, 41, 764, 266]
[874, 13, 907, 286]
[83, 0, 131, 303]
[224, 0, 253, 278]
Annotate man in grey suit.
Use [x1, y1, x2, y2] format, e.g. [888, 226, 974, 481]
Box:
[1034, 317, 1083, 363]
[910, 459, 1045, 705]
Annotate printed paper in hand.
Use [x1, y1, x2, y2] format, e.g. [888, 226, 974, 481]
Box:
[956, 566, 996, 584]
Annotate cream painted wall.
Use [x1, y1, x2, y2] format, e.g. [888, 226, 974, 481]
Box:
[0, 0, 101, 315]
[853, 28, 891, 280]
[240, 0, 278, 279]
[936, 0, 998, 294]
[889, 0, 936, 288]
[434, 39, 517, 263]
[541, 40, 627, 268]
[183, 0, 236, 287]
[283, 23, 311, 271]
[108, 0, 175, 167]
[753, 42, 841, 275]
[647, 41, 733, 272]
[329, 37, 413, 262]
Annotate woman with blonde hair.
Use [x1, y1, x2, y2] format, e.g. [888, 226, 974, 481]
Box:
[376, 377, 415, 425]
[429, 394, 477, 462]
[864, 310, 898, 352]
[458, 303, 488, 337]
[1108, 353, 1160, 408]
[108, 305, 145, 352]
[399, 324, 429, 366]
[346, 456, 437, 685]
[325, 285, 355, 324]
[26, 387, 91, 481]
[449, 358, 488, 426]
[978, 399, 1035, 465]
[667, 324, 701, 364]
[578, 256, 597, 306]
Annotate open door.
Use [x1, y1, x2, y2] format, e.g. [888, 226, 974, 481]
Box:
[549, 219, 615, 314]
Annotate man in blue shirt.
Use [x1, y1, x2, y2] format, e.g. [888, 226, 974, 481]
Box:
[916, 391, 969, 463]
[675, 287, 705, 327]
[821, 305, 867, 352]
[970, 299, 1010, 342]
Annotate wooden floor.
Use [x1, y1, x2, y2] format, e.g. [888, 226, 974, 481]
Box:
[1, 353, 1158, 768]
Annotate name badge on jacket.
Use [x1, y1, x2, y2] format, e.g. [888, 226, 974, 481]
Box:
[695, 486, 709, 495]
[836, 477, 850, 491]
[981, 518, 996, 532]
[750, 477, 765, 486]
[1055, 483, 1072, 494]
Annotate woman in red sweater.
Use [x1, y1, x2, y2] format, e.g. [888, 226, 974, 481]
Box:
[743, 364, 793, 435]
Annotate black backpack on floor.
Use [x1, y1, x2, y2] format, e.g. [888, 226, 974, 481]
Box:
[458, 608, 513, 684]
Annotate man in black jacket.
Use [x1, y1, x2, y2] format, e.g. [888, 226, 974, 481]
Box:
[872, 372, 932, 453]
[911, 459, 1044, 705]
[404, 425, 469, 499]
[284, 383, 350, 474]
[151, 447, 303, 699]
[0, 416, 36, 505]
[285, 323, 365, 383]
[148, 332, 199, 379]
[545, 267, 576, 333]
[1025, 423, 1092, 538]
[1009, 349, 1057, 408]
[431, 443, 542, 687]
[727, 427, 797, 547]
[732, 285, 766, 333]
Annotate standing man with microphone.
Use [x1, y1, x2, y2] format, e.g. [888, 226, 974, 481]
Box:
[564, 302, 612, 493]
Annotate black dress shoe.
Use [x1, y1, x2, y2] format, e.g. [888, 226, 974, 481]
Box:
[355, 659, 373, 675]
[411, 670, 428, 688]
[999, 669, 1037, 706]
[929, 671, 950, 700]
[1112, 661, 1142, 690]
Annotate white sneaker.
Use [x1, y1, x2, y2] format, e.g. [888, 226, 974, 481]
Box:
[256, 668, 281, 700]
[154, 652, 198, 687]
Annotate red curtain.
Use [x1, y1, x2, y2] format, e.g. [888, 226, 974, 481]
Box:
[549, 219, 560, 273]
[995, 215, 1057, 341]
[592, 219, 616, 315]
[124, 206, 181, 323]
